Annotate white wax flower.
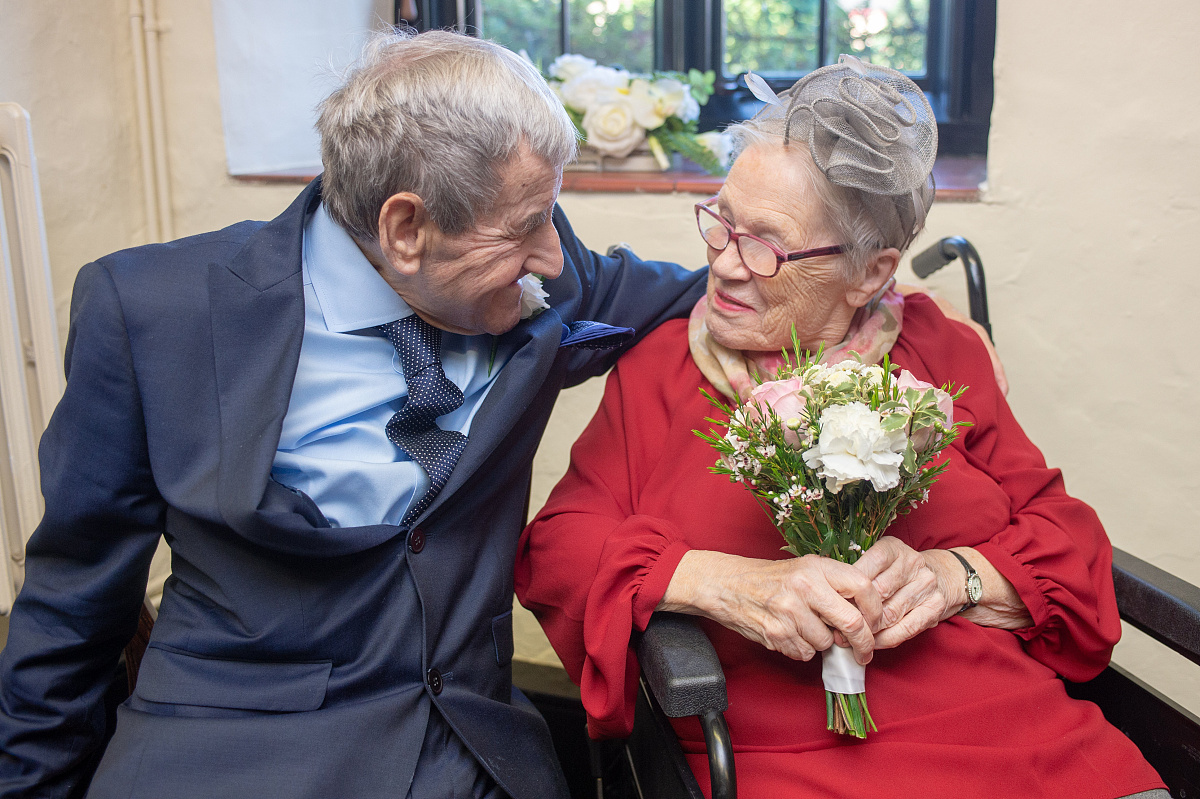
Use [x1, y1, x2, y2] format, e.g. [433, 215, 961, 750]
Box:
[558, 66, 630, 113]
[802, 402, 907, 493]
[548, 54, 597, 82]
[582, 89, 646, 157]
[518, 274, 550, 319]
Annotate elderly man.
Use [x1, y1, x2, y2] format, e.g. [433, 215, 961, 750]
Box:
[0, 30, 706, 799]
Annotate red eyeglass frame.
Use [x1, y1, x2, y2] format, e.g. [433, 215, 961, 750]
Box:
[694, 196, 845, 277]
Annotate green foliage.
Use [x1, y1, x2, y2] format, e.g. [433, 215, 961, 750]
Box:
[651, 127, 723, 177]
[695, 349, 969, 568]
[724, 0, 929, 79]
[480, 0, 930, 85]
[480, 0, 655, 74]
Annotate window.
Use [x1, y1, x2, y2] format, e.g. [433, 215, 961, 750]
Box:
[397, 0, 993, 155]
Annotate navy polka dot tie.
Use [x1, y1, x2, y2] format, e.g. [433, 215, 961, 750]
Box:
[377, 315, 467, 523]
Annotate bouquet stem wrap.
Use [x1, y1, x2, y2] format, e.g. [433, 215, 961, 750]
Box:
[821, 645, 874, 738]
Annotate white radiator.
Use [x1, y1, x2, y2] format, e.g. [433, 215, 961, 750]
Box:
[0, 103, 63, 615]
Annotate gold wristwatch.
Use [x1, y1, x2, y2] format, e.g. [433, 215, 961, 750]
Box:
[949, 549, 983, 609]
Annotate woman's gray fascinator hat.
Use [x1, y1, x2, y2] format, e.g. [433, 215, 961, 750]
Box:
[745, 55, 937, 250]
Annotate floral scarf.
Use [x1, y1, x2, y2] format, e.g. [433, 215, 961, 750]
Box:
[687, 284, 905, 403]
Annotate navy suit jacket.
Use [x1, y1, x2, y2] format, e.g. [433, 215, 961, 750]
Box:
[0, 179, 706, 799]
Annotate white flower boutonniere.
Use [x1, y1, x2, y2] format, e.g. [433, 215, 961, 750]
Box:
[518, 274, 551, 319]
[491, 274, 551, 376]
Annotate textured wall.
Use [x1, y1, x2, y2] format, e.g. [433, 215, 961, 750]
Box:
[0, 0, 146, 342]
[1, 0, 1197, 710]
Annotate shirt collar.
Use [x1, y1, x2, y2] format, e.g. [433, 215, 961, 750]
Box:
[302, 202, 412, 332]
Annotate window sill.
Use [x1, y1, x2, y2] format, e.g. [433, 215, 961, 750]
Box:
[233, 155, 984, 201]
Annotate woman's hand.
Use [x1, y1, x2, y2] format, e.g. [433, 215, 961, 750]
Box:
[659, 550, 884, 665]
[855, 538, 1036, 649]
[852, 536, 958, 649]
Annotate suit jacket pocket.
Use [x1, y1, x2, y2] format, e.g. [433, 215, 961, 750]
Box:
[135, 645, 332, 712]
[491, 610, 514, 666]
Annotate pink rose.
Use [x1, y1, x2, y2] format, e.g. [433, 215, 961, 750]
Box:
[895, 370, 954, 450]
[747, 377, 808, 447]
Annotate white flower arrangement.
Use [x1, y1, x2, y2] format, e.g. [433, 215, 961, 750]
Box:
[545, 54, 730, 175]
[697, 342, 967, 739]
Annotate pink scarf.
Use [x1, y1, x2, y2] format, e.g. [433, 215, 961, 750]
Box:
[687, 286, 905, 403]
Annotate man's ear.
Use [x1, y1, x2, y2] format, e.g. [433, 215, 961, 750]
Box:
[845, 247, 901, 308]
[377, 193, 430, 277]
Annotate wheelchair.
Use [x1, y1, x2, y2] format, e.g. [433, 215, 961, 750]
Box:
[114, 237, 1200, 798]
[519, 237, 1200, 799]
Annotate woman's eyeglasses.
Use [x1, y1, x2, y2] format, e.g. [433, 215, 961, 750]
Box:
[694, 197, 845, 278]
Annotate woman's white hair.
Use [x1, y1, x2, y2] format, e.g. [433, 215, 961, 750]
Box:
[316, 29, 577, 240]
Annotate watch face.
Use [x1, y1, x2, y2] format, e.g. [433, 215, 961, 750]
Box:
[966, 574, 983, 604]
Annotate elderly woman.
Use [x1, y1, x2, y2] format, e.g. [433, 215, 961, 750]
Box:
[516, 59, 1166, 798]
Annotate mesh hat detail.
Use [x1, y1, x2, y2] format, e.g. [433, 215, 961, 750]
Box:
[744, 55, 937, 251]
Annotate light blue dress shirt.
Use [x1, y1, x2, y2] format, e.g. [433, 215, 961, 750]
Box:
[271, 203, 507, 528]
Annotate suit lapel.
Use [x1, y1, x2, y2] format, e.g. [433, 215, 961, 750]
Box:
[211, 180, 320, 531]
[417, 308, 564, 522]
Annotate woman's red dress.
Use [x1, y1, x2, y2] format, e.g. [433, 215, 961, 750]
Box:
[516, 294, 1165, 798]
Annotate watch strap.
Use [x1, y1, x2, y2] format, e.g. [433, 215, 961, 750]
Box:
[948, 549, 980, 609]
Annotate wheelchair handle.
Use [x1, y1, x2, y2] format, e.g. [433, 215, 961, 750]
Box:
[911, 236, 992, 341]
[700, 709, 737, 799]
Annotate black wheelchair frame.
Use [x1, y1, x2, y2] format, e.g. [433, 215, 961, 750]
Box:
[520, 237, 1200, 799]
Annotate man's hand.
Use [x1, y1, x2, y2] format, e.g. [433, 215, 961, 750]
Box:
[895, 283, 1008, 395]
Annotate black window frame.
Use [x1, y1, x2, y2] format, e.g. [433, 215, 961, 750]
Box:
[396, 0, 994, 155]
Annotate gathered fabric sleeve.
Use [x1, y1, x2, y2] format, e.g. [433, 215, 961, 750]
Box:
[900, 295, 1120, 681]
[517, 322, 694, 739]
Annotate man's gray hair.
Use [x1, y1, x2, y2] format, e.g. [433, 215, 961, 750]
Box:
[316, 29, 577, 240]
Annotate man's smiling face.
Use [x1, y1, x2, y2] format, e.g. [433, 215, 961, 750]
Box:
[397, 147, 566, 336]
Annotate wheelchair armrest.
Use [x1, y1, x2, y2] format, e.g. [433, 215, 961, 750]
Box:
[1113, 547, 1200, 666]
[638, 612, 737, 799]
[638, 612, 728, 718]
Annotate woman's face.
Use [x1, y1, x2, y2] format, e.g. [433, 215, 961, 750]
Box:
[703, 143, 860, 353]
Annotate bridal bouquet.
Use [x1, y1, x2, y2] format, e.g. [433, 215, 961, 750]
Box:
[697, 345, 966, 738]
[544, 54, 729, 175]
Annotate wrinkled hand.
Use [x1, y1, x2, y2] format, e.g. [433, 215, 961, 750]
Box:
[852, 537, 957, 649]
[662, 551, 884, 666]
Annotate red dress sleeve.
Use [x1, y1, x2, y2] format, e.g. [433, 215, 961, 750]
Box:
[516, 321, 695, 738]
[894, 294, 1120, 681]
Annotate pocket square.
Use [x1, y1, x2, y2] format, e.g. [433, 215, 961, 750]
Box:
[559, 320, 635, 350]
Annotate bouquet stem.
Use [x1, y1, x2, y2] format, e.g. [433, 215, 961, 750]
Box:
[821, 645, 877, 738]
[825, 689, 876, 738]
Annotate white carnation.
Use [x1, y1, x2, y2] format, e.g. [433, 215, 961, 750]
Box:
[559, 66, 630, 113]
[802, 402, 907, 493]
[582, 89, 646, 157]
[549, 54, 597, 82]
[518, 274, 550, 319]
